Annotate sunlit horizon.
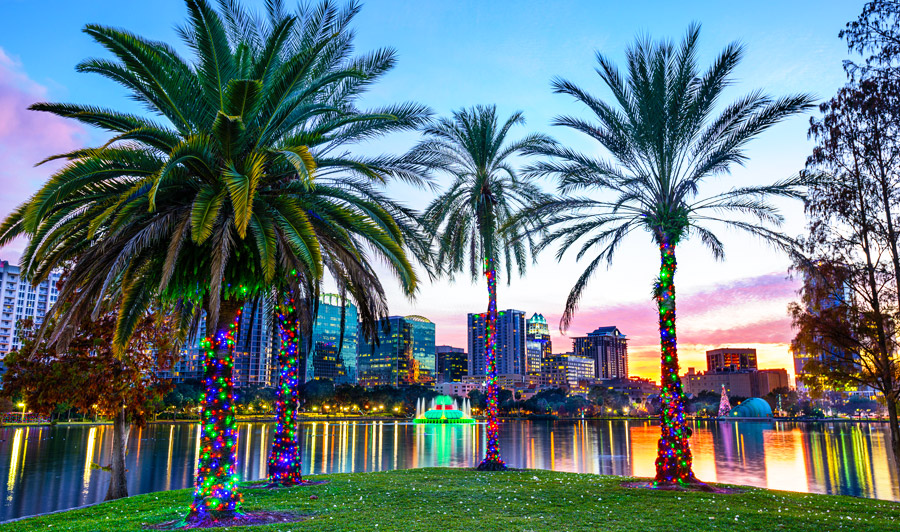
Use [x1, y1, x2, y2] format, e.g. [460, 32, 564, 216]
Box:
[0, 0, 863, 382]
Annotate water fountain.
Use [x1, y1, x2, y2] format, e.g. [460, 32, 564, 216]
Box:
[413, 395, 476, 424]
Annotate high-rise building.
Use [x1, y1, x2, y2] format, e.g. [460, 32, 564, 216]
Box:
[0, 260, 59, 358]
[299, 293, 358, 384]
[684, 367, 790, 398]
[0, 261, 61, 356]
[572, 326, 628, 379]
[793, 266, 854, 391]
[467, 309, 526, 376]
[233, 302, 275, 387]
[525, 313, 551, 376]
[163, 301, 274, 387]
[541, 352, 594, 388]
[436, 345, 468, 383]
[357, 315, 435, 387]
[706, 348, 757, 372]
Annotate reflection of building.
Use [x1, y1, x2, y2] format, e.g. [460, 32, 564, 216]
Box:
[300, 293, 358, 384]
[525, 313, 551, 375]
[0, 261, 61, 356]
[436, 345, 467, 383]
[467, 309, 526, 376]
[572, 326, 628, 379]
[684, 368, 789, 398]
[358, 315, 435, 387]
[707, 348, 757, 372]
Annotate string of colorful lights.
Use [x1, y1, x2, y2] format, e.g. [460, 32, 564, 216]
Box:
[654, 239, 695, 484]
[267, 303, 303, 485]
[190, 308, 244, 519]
[478, 259, 506, 470]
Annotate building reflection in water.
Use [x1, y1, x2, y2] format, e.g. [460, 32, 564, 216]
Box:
[0, 419, 897, 522]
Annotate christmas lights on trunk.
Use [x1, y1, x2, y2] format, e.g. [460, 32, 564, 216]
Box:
[189, 307, 244, 520]
[266, 304, 304, 485]
[477, 259, 506, 471]
[653, 239, 696, 485]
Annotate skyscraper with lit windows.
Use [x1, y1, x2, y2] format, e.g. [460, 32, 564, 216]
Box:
[299, 293, 358, 384]
[0, 260, 61, 357]
[357, 315, 435, 387]
[526, 313, 551, 375]
[468, 309, 526, 376]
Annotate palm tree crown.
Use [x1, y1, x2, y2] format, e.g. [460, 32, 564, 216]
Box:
[526, 23, 814, 485]
[527, 23, 815, 327]
[412, 105, 554, 281]
[411, 105, 552, 471]
[0, 0, 430, 349]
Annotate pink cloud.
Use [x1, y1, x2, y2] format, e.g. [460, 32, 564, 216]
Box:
[0, 48, 87, 260]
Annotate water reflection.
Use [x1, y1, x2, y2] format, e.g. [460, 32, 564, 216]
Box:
[0, 420, 896, 521]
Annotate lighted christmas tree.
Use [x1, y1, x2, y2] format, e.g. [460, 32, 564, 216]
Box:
[718, 384, 731, 417]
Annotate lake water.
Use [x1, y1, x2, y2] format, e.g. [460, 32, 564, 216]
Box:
[0, 419, 897, 521]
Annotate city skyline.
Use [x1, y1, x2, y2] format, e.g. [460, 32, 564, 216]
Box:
[0, 1, 861, 381]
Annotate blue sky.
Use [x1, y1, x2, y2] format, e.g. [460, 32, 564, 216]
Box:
[0, 0, 865, 379]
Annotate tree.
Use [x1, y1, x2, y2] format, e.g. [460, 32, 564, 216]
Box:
[1, 314, 175, 501]
[247, 1, 431, 488]
[790, 73, 900, 469]
[411, 105, 552, 470]
[525, 24, 813, 484]
[717, 385, 731, 417]
[841, 1, 900, 78]
[0, 0, 426, 522]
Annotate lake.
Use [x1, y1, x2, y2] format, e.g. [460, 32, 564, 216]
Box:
[0, 419, 897, 521]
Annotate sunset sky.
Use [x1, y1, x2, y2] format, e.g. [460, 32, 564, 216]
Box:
[0, 0, 865, 382]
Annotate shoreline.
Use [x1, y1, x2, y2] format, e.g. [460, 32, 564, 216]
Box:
[0, 415, 889, 429]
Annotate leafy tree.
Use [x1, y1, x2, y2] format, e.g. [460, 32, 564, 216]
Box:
[791, 75, 900, 469]
[1, 314, 175, 501]
[525, 24, 813, 484]
[412, 105, 552, 470]
[0, 0, 427, 520]
[841, 1, 900, 78]
[763, 386, 799, 414]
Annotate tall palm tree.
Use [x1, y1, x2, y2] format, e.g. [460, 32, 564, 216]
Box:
[524, 25, 814, 484]
[206, 0, 434, 489]
[0, 0, 428, 522]
[411, 105, 553, 470]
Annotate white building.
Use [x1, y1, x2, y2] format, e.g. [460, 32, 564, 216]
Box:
[437, 380, 482, 397]
[0, 260, 61, 356]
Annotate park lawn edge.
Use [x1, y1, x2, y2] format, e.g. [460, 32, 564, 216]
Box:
[1, 467, 897, 532]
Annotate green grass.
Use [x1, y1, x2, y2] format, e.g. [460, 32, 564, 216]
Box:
[3, 468, 897, 531]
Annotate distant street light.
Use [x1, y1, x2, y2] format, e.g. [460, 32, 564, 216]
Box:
[17, 402, 25, 422]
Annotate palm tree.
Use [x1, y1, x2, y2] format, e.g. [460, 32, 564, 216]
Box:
[0, 0, 428, 521]
[411, 105, 553, 470]
[524, 25, 814, 484]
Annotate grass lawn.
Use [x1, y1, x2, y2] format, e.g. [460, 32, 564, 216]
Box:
[2, 468, 897, 531]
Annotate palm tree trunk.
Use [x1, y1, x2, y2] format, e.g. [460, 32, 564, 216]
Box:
[104, 406, 130, 501]
[188, 300, 244, 522]
[654, 238, 696, 484]
[477, 264, 506, 471]
[267, 310, 303, 486]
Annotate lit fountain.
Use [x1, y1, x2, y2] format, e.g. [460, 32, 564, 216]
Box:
[413, 395, 475, 424]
